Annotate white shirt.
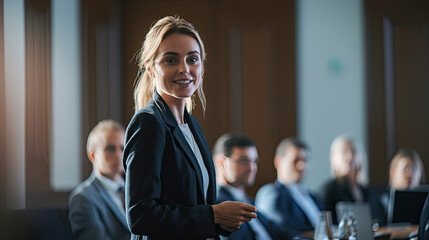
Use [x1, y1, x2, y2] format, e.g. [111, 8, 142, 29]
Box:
[179, 123, 209, 202]
[284, 183, 320, 227]
[94, 170, 126, 217]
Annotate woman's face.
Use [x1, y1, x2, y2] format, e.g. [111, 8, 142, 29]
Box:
[152, 33, 202, 101]
[390, 157, 414, 190]
[332, 141, 358, 178]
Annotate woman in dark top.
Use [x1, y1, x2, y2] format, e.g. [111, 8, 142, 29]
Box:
[369, 148, 425, 226]
[321, 135, 368, 224]
[122, 16, 257, 239]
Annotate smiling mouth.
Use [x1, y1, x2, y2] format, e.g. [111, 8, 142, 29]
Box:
[174, 79, 193, 84]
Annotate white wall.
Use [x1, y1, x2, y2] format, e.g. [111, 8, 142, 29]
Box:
[297, 0, 367, 192]
[4, 0, 26, 209]
[50, 0, 82, 190]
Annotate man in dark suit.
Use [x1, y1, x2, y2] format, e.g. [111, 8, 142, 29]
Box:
[69, 120, 130, 240]
[212, 133, 285, 240]
[255, 137, 324, 238]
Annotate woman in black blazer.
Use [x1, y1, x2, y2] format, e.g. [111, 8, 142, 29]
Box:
[122, 16, 257, 240]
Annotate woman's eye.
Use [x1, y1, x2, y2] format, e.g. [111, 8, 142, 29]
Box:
[165, 58, 177, 64]
[187, 57, 198, 63]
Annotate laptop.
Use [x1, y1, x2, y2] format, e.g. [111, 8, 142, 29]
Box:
[336, 202, 374, 240]
[387, 185, 429, 225]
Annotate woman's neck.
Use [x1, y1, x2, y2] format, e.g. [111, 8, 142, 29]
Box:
[158, 91, 187, 124]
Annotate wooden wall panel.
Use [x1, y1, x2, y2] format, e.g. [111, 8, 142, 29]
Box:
[0, 0, 7, 233]
[81, 0, 123, 178]
[242, 29, 277, 195]
[24, 0, 56, 207]
[365, 0, 429, 185]
[395, 25, 429, 179]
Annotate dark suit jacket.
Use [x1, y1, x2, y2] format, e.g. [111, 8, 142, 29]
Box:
[123, 92, 222, 240]
[320, 177, 368, 224]
[69, 173, 130, 240]
[216, 185, 286, 240]
[419, 195, 429, 240]
[255, 180, 324, 238]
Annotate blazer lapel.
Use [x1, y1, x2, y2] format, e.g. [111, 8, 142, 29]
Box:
[218, 186, 234, 200]
[93, 177, 128, 229]
[277, 181, 313, 226]
[171, 126, 205, 201]
[152, 92, 205, 203]
[185, 112, 217, 204]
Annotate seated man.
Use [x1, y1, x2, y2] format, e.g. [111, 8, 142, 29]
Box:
[69, 120, 130, 240]
[255, 137, 323, 238]
[213, 133, 285, 240]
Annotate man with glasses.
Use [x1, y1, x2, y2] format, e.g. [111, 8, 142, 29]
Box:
[255, 137, 324, 238]
[212, 133, 285, 240]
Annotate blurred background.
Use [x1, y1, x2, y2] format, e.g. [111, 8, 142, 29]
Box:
[1, 0, 428, 212]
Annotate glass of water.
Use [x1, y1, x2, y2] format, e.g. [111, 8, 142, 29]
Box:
[314, 211, 333, 240]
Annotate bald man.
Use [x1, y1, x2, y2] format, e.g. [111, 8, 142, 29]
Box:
[69, 120, 130, 240]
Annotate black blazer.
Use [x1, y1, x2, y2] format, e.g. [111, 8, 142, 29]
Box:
[216, 186, 285, 240]
[123, 92, 221, 240]
[320, 177, 368, 224]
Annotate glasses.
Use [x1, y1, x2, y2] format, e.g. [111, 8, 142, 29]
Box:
[225, 157, 258, 166]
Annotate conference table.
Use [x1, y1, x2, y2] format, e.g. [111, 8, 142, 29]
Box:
[375, 225, 418, 239]
[298, 224, 418, 239]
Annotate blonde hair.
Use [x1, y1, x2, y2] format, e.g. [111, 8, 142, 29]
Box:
[389, 148, 425, 186]
[330, 135, 368, 185]
[134, 15, 207, 113]
[86, 120, 124, 153]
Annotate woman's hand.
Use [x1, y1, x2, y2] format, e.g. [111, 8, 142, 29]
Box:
[212, 201, 257, 232]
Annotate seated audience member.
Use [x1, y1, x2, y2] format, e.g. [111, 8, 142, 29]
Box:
[389, 148, 425, 190]
[320, 135, 368, 224]
[255, 137, 323, 238]
[69, 120, 130, 240]
[419, 195, 429, 240]
[369, 148, 425, 226]
[213, 133, 284, 240]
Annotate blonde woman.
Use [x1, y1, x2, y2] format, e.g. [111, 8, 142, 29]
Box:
[370, 148, 425, 226]
[389, 148, 424, 190]
[122, 16, 256, 239]
[321, 135, 368, 224]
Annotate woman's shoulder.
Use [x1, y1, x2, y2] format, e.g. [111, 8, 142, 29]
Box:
[185, 111, 203, 129]
[128, 104, 164, 129]
[320, 178, 341, 194]
[322, 178, 337, 188]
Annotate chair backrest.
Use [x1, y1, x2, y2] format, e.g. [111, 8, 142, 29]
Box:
[6, 207, 74, 240]
[418, 195, 429, 240]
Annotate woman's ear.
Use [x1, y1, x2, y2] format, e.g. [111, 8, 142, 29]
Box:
[146, 66, 155, 79]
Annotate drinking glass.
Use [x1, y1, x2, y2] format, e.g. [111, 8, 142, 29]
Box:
[314, 211, 333, 240]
